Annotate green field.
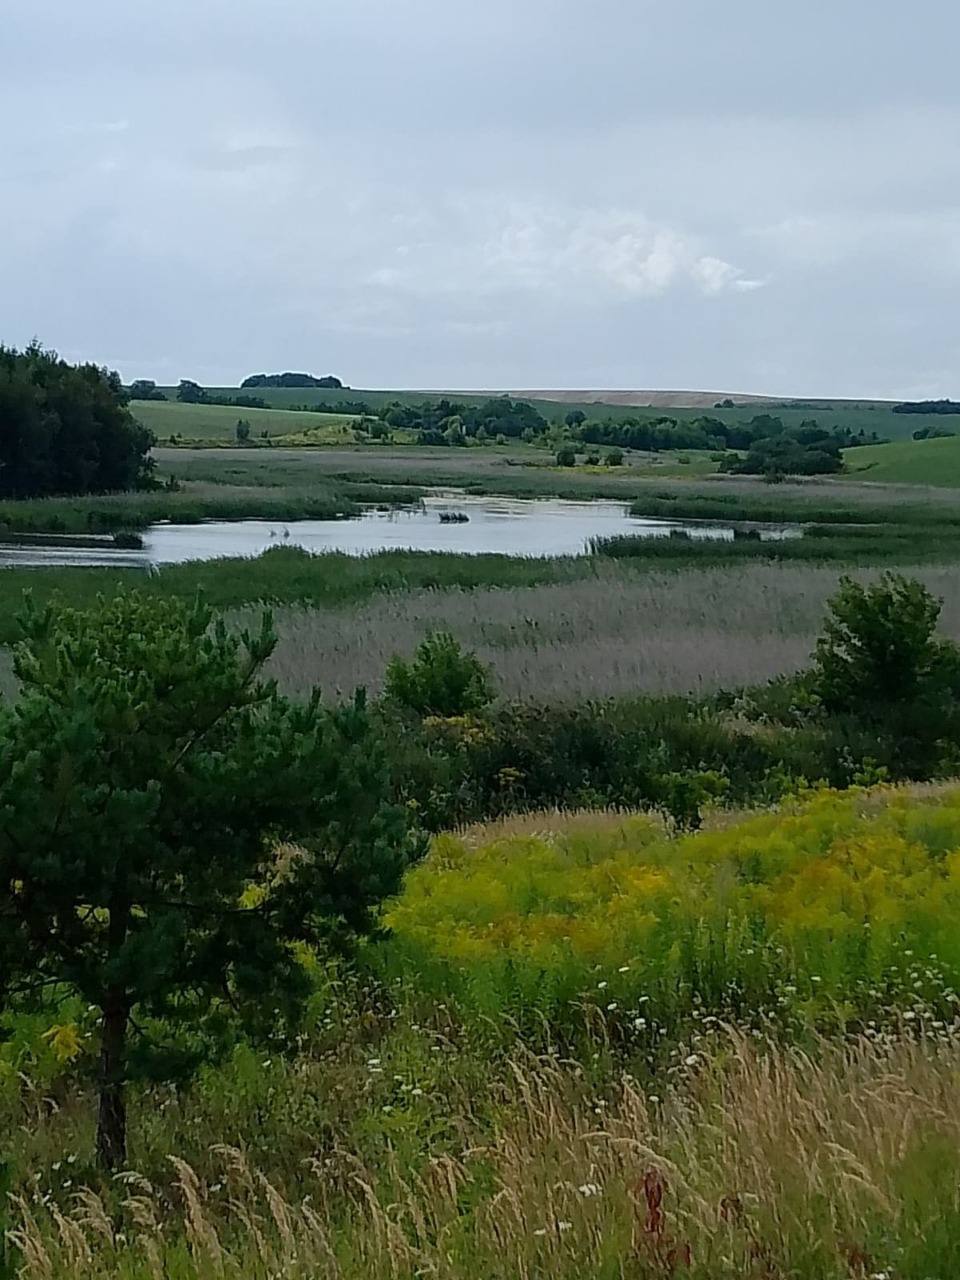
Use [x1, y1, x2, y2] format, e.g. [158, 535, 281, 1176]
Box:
[150, 386, 950, 441]
[131, 399, 360, 443]
[844, 432, 960, 486]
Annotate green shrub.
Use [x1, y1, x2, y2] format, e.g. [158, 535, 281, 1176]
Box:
[555, 448, 577, 467]
[813, 573, 960, 714]
[384, 631, 494, 718]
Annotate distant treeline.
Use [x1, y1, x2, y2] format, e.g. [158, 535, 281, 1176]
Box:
[241, 372, 344, 389]
[581, 413, 879, 454]
[893, 399, 960, 415]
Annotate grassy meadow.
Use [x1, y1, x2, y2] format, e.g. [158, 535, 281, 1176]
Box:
[131, 399, 361, 443]
[844, 431, 960, 486]
[9, 784, 960, 1278]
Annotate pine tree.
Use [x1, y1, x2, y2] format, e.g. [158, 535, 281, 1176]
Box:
[0, 592, 423, 1169]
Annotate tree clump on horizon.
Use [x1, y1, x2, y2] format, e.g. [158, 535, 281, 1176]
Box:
[241, 372, 344, 389]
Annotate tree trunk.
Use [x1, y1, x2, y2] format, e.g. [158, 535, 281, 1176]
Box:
[96, 992, 129, 1171]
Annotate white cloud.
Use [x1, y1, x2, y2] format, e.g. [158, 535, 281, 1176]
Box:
[368, 206, 758, 302]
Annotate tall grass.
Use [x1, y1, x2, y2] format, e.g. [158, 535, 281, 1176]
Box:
[0, 547, 601, 647]
[9, 1029, 960, 1278]
[240, 561, 960, 702]
[0, 480, 422, 535]
[9, 789, 960, 1276]
[7, 556, 960, 700]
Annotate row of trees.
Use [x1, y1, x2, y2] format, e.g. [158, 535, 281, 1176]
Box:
[580, 412, 879, 457]
[0, 343, 154, 498]
[893, 399, 960, 415]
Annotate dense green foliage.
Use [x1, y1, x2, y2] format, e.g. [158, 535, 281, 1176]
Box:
[582, 412, 878, 464]
[127, 379, 167, 401]
[0, 592, 422, 1167]
[384, 631, 494, 717]
[723, 431, 843, 476]
[380, 395, 548, 441]
[375, 576, 960, 830]
[813, 573, 960, 726]
[0, 343, 153, 498]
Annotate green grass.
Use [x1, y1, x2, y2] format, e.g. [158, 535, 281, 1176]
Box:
[844, 433, 960, 486]
[132, 399, 360, 443]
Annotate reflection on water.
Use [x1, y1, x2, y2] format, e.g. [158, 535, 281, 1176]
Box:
[0, 496, 803, 569]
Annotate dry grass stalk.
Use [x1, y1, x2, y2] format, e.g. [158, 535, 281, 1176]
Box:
[10, 1030, 960, 1278]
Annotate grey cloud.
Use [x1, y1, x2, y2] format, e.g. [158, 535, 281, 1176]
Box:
[2, 0, 959, 395]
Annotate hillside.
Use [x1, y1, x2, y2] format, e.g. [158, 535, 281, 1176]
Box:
[506, 388, 895, 409]
[149, 386, 938, 441]
[131, 399, 359, 443]
[844, 433, 960, 487]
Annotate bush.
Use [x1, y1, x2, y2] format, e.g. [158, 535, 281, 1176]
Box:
[555, 448, 577, 467]
[812, 574, 960, 715]
[604, 448, 624, 467]
[384, 632, 494, 718]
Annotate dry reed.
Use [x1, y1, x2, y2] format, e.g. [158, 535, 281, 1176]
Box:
[9, 1029, 959, 1278]
[244, 561, 960, 703]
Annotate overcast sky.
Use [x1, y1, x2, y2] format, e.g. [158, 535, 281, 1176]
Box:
[3, 1, 959, 396]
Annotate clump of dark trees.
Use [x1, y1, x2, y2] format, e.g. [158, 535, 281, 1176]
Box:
[241, 372, 344, 389]
[378, 396, 548, 444]
[0, 343, 154, 499]
[893, 399, 960, 415]
[580, 412, 879, 477]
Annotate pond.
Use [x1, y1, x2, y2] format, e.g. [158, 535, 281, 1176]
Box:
[0, 496, 802, 568]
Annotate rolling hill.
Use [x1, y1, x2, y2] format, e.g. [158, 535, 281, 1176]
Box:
[140, 387, 957, 445]
[131, 400, 359, 443]
[844, 433, 960, 487]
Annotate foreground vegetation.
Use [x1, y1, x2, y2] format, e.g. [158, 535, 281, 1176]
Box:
[6, 574, 960, 1274]
[9, 788, 960, 1277]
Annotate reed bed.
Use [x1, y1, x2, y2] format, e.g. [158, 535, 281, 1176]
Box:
[247, 561, 960, 702]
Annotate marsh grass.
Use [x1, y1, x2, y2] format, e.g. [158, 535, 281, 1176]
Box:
[6, 555, 960, 701]
[0, 479, 423, 535]
[242, 561, 960, 702]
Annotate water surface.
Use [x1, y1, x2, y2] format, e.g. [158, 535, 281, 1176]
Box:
[0, 496, 801, 568]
